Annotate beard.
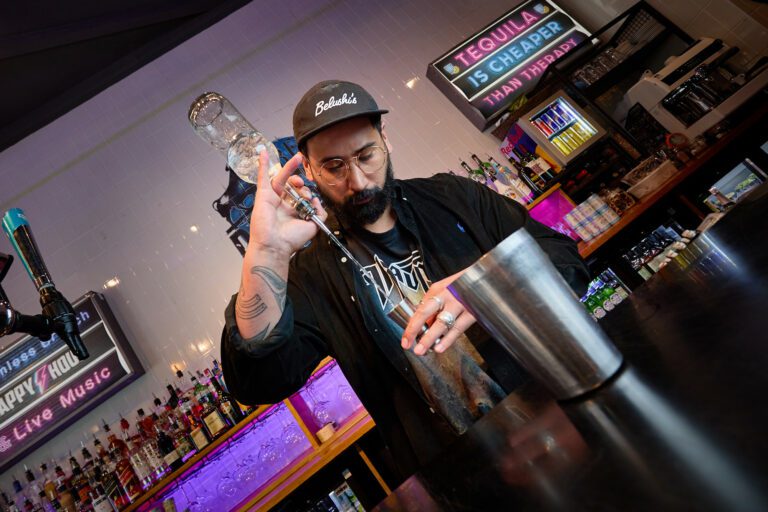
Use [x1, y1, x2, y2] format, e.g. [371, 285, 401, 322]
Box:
[322, 159, 394, 227]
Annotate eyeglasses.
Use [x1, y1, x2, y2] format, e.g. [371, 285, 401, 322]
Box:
[313, 145, 387, 186]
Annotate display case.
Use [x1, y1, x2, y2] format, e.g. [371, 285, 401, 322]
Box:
[518, 91, 606, 166]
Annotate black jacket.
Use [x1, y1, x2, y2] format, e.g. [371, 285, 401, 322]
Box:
[221, 174, 589, 477]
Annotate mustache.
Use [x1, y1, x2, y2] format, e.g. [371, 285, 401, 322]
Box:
[349, 188, 379, 205]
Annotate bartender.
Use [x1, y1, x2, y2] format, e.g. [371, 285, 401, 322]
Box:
[221, 79, 589, 477]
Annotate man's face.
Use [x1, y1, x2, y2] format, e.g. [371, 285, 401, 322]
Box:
[303, 116, 393, 227]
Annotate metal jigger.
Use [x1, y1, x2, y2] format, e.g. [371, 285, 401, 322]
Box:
[387, 297, 418, 331]
[448, 228, 623, 400]
[386, 295, 430, 346]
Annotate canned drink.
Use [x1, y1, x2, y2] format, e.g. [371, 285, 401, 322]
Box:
[591, 211, 612, 233]
[564, 212, 592, 241]
[601, 207, 621, 225]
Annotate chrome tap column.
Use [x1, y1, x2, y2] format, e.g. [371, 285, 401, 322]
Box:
[448, 228, 622, 399]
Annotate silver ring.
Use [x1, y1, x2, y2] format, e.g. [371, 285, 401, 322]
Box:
[436, 311, 456, 330]
[429, 296, 445, 311]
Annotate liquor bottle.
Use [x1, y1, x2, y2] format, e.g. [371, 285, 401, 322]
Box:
[55, 481, 76, 512]
[169, 418, 196, 460]
[186, 412, 211, 452]
[37, 491, 57, 512]
[470, 154, 507, 194]
[11, 474, 23, 501]
[100, 452, 131, 510]
[488, 155, 534, 204]
[24, 465, 43, 507]
[68, 453, 92, 506]
[40, 463, 58, 502]
[118, 414, 133, 442]
[139, 433, 168, 482]
[126, 437, 154, 491]
[89, 484, 117, 512]
[199, 392, 230, 440]
[192, 375, 214, 406]
[112, 446, 143, 507]
[459, 159, 486, 184]
[81, 441, 97, 484]
[155, 426, 183, 472]
[104, 421, 129, 460]
[507, 157, 543, 197]
[211, 359, 224, 386]
[136, 408, 155, 440]
[517, 146, 556, 182]
[210, 374, 244, 424]
[93, 435, 108, 460]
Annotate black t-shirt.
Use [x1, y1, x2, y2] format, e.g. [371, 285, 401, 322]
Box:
[346, 221, 506, 435]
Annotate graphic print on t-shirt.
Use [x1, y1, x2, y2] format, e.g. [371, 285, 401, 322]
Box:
[364, 250, 430, 310]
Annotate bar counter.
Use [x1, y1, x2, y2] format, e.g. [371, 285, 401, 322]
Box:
[374, 183, 768, 511]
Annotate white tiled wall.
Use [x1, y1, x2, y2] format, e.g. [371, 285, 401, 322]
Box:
[1, 0, 766, 491]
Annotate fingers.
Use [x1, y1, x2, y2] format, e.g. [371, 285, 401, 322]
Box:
[401, 295, 443, 349]
[432, 312, 475, 354]
[270, 153, 303, 195]
[255, 150, 274, 195]
[410, 308, 474, 355]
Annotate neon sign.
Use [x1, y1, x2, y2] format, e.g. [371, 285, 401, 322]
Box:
[427, 1, 591, 129]
[0, 292, 143, 472]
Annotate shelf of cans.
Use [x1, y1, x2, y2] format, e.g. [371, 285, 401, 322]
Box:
[529, 97, 598, 156]
[135, 360, 365, 512]
[564, 194, 622, 242]
[580, 269, 631, 321]
[620, 226, 697, 281]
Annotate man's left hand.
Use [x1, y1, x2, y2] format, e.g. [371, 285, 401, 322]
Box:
[401, 271, 475, 356]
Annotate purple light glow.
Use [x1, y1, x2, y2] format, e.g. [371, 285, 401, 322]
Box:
[137, 360, 363, 511]
[529, 189, 579, 240]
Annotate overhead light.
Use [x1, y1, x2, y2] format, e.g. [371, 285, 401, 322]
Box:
[405, 77, 420, 89]
[193, 338, 214, 356]
[171, 362, 187, 373]
[103, 277, 120, 289]
[190, 225, 199, 233]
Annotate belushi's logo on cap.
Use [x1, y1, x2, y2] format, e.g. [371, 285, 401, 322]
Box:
[315, 92, 357, 117]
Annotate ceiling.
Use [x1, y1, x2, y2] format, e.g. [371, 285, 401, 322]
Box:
[0, 0, 252, 152]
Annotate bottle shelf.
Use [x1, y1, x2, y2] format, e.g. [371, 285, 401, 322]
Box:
[126, 358, 379, 512]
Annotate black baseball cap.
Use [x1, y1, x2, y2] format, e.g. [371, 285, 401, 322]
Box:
[293, 80, 388, 148]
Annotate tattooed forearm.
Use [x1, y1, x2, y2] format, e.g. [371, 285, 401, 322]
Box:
[250, 266, 287, 310]
[233, 262, 288, 342]
[236, 292, 268, 319]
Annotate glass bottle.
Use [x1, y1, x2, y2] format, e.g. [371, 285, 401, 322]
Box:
[24, 465, 43, 507]
[188, 91, 281, 184]
[68, 453, 91, 507]
[111, 449, 142, 506]
[155, 425, 183, 472]
[169, 418, 196, 461]
[40, 463, 57, 502]
[508, 157, 542, 197]
[100, 452, 131, 510]
[126, 437, 154, 490]
[186, 412, 211, 452]
[199, 392, 230, 440]
[516, 146, 555, 182]
[210, 374, 244, 425]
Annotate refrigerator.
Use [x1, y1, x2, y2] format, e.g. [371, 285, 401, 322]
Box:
[518, 91, 606, 167]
